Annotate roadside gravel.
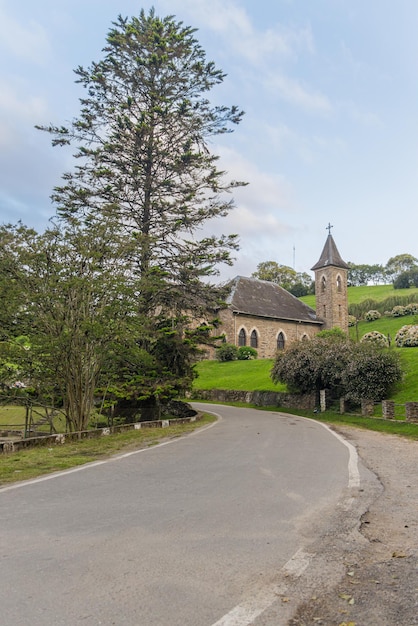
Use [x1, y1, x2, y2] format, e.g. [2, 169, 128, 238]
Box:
[289, 426, 418, 626]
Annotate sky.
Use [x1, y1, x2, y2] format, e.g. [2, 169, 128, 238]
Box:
[1, 0, 417, 282]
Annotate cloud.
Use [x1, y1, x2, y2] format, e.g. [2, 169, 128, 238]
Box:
[0, 79, 48, 148]
[0, 3, 51, 64]
[160, 0, 314, 65]
[263, 72, 332, 114]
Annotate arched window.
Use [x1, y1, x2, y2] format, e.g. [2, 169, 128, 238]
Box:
[238, 328, 246, 346]
[277, 332, 285, 350]
[250, 330, 258, 348]
[321, 276, 326, 293]
[336, 274, 342, 292]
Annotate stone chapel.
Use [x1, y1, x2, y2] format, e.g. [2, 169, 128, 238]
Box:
[215, 230, 349, 359]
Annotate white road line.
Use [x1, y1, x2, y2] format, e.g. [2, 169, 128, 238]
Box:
[313, 420, 361, 489]
[210, 549, 315, 626]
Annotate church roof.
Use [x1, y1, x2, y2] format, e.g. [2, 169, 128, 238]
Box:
[311, 234, 350, 271]
[225, 276, 322, 325]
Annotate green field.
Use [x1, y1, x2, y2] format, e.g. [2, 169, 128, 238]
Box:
[300, 284, 418, 311]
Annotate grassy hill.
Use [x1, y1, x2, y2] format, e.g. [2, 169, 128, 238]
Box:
[300, 285, 418, 310]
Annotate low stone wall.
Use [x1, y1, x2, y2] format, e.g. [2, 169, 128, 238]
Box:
[189, 389, 316, 410]
[0, 414, 200, 455]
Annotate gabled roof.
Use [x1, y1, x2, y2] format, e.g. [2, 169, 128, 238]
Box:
[311, 234, 349, 271]
[225, 276, 322, 325]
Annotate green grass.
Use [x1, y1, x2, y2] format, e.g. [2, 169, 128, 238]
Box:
[0, 404, 26, 427]
[0, 403, 66, 433]
[0, 413, 216, 486]
[193, 359, 285, 391]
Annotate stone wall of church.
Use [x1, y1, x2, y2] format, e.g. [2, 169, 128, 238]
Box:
[207, 310, 323, 359]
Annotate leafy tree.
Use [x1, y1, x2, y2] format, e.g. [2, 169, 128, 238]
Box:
[385, 254, 418, 283]
[2, 221, 140, 431]
[393, 269, 418, 289]
[37, 10, 245, 421]
[347, 262, 386, 286]
[252, 261, 314, 295]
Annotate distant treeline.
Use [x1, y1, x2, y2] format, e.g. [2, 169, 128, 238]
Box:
[348, 254, 418, 287]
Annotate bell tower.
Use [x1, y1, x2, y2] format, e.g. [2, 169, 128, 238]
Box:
[311, 224, 349, 332]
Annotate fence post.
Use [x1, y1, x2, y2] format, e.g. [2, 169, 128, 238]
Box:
[382, 400, 395, 420]
[339, 397, 346, 414]
[361, 399, 374, 416]
[320, 389, 327, 412]
[405, 402, 418, 422]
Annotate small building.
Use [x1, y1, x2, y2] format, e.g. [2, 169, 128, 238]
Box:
[311, 230, 350, 333]
[214, 230, 348, 358]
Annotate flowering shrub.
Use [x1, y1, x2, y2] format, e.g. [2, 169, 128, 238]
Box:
[348, 315, 357, 327]
[365, 310, 381, 321]
[395, 325, 418, 347]
[405, 303, 418, 315]
[237, 346, 258, 360]
[391, 305, 407, 317]
[360, 331, 388, 347]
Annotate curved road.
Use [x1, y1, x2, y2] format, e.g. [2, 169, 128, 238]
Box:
[0, 405, 365, 625]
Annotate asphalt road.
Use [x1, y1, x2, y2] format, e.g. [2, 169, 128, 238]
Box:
[0, 405, 364, 626]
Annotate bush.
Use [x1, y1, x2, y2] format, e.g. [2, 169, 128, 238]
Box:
[271, 333, 402, 402]
[360, 331, 388, 347]
[391, 305, 407, 317]
[348, 315, 357, 327]
[237, 346, 258, 360]
[215, 343, 238, 362]
[405, 303, 418, 315]
[395, 325, 418, 347]
[342, 344, 402, 402]
[365, 310, 381, 322]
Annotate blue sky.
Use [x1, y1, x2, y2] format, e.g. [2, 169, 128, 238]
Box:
[1, 0, 417, 281]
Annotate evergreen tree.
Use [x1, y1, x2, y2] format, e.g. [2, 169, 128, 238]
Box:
[38, 9, 244, 317]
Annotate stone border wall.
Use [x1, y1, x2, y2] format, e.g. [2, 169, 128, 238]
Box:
[0, 414, 200, 455]
[189, 389, 316, 410]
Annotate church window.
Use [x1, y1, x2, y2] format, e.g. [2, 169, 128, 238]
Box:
[238, 328, 246, 346]
[277, 332, 285, 350]
[337, 275, 342, 292]
[321, 276, 326, 292]
[250, 330, 258, 348]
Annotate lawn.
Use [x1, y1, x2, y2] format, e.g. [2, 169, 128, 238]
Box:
[193, 358, 284, 391]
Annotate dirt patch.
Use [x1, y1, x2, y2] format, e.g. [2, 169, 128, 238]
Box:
[289, 426, 418, 626]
